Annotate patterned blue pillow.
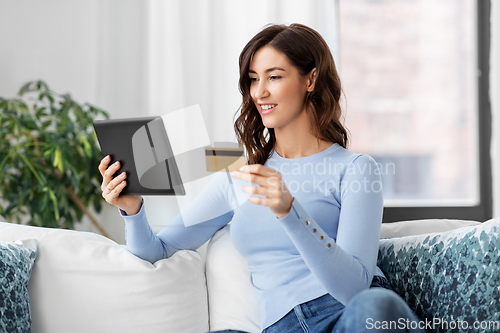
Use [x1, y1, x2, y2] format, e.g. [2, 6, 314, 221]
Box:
[377, 218, 500, 333]
[0, 239, 37, 333]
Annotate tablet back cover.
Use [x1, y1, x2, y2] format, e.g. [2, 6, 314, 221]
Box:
[93, 117, 184, 196]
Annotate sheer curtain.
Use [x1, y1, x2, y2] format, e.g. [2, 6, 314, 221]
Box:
[95, 0, 340, 232]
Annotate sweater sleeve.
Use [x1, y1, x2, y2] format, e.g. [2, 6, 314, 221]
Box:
[277, 154, 384, 305]
[122, 172, 235, 263]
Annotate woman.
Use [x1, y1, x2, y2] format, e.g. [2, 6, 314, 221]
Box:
[99, 24, 424, 333]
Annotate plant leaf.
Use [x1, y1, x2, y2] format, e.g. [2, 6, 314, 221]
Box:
[18, 82, 32, 96]
[78, 133, 92, 157]
[16, 152, 45, 186]
[53, 148, 63, 174]
[47, 188, 60, 220]
[40, 192, 49, 211]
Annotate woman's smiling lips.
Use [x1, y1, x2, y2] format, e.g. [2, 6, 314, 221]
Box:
[259, 103, 277, 115]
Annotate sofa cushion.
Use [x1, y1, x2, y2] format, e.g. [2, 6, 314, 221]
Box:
[0, 239, 37, 333]
[378, 218, 500, 333]
[380, 218, 480, 238]
[206, 225, 260, 333]
[0, 222, 209, 333]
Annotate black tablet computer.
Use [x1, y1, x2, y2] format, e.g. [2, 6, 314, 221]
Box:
[93, 117, 185, 196]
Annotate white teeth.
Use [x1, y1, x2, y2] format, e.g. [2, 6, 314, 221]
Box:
[261, 104, 276, 110]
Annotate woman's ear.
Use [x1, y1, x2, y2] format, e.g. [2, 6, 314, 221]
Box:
[307, 68, 317, 92]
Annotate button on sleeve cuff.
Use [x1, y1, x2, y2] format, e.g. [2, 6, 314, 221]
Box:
[278, 199, 336, 251]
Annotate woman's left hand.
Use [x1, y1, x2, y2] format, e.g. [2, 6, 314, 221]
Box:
[231, 164, 294, 219]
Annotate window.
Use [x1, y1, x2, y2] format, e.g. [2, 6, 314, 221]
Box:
[338, 0, 492, 222]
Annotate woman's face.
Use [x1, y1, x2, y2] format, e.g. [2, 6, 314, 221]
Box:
[249, 46, 314, 130]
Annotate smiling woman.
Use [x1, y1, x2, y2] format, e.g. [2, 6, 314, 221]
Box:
[100, 23, 428, 333]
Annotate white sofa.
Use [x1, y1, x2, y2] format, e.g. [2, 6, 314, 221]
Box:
[0, 218, 483, 333]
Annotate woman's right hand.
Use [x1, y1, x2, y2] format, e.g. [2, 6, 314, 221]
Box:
[98, 155, 143, 215]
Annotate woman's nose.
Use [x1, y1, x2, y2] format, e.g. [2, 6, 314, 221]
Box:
[253, 81, 269, 99]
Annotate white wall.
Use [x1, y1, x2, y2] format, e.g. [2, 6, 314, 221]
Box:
[0, 1, 98, 104]
[491, 0, 500, 218]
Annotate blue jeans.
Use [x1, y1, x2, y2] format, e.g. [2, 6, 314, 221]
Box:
[262, 276, 425, 333]
[211, 276, 425, 333]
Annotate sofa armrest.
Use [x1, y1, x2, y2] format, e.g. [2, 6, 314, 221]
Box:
[0, 221, 209, 333]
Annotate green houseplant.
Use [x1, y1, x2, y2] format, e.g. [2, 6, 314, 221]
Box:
[0, 80, 110, 237]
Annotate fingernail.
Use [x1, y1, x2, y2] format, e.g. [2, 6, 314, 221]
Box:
[239, 166, 245, 171]
[230, 171, 237, 177]
[121, 172, 126, 177]
[105, 155, 110, 160]
[114, 161, 119, 166]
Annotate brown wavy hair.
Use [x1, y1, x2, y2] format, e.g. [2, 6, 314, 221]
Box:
[234, 23, 349, 165]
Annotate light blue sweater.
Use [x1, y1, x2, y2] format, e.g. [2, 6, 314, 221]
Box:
[122, 143, 385, 330]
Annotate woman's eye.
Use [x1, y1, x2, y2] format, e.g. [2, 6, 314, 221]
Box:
[249, 77, 258, 83]
[270, 75, 281, 80]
